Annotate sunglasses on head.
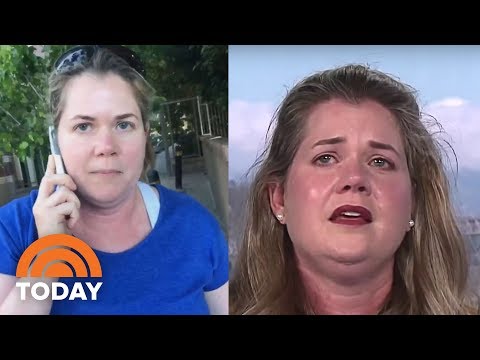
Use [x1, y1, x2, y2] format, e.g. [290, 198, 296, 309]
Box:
[54, 45, 146, 78]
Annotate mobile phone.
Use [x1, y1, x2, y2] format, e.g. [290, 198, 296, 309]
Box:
[48, 126, 66, 175]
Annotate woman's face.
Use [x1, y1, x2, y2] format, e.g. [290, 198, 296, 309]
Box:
[57, 72, 147, 205]
[271, 98, 414, 277]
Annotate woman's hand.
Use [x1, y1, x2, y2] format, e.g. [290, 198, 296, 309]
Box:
[33, 155, 81, 238]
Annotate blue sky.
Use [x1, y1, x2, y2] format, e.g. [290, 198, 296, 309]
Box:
[230, 45, 480, 106]
[229, 45, 480, 217]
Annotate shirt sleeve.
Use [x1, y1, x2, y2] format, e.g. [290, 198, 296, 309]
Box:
[204, 219, 229, 292]
[0, 193, 38, 276]
[0, 216, 22, 276]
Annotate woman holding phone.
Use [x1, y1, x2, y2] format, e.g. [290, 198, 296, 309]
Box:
[0, 45, 229, 315]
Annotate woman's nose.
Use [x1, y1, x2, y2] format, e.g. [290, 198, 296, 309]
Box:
[334, 159, 371, 195]
[93, 128, 118, 156]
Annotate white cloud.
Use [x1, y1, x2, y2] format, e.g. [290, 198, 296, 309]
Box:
[229, 100, 276, 178]
[424, 98, 480, 172]
[229, 99, 274, 153]
[429, 97, 468, 108]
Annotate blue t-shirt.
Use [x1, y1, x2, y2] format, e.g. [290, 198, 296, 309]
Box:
[0, 185, 229, 315]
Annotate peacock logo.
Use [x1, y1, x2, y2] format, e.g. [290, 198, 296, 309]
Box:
[15, 234, 103, 301]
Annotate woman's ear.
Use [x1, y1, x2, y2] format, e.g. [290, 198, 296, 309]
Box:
[268, 181, 286, 223]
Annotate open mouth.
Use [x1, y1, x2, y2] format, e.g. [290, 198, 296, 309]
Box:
[329, 205, 373, 226]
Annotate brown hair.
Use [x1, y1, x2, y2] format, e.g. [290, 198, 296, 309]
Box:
[48, 47, 154, 176]
[230, 64, 479, 315]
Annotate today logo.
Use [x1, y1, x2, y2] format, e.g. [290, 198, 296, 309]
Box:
[15, 234, 103, 301]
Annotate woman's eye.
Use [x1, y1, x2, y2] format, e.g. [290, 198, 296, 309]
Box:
[370, 157, 393, 169]
[117, 121, 132, 130]
[315, 154, 336, 165]
[76, 123, 91, 132]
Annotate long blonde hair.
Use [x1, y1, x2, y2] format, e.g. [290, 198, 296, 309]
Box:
[229, 64, 479, 315]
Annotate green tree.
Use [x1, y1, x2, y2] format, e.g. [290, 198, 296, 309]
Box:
[131, 45, 227, 142]
[190, 45, 228, 113]
[0, 45, 51, 161]
[131, 45, 227, 112]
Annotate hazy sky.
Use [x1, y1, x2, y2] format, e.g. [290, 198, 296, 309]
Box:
[229, 45, 480, 217]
